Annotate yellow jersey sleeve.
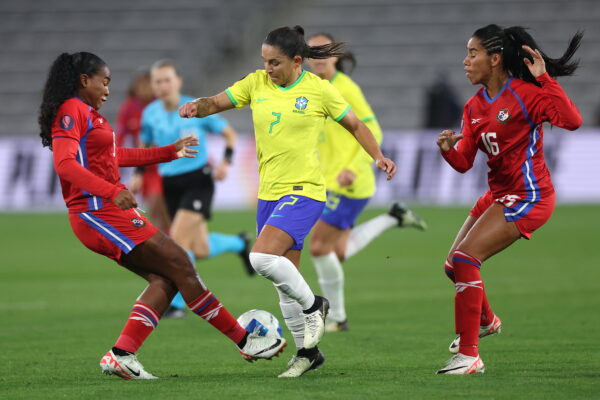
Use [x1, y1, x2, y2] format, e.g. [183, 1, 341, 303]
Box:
[321, 79, 351, 122]
[225, 72, 257, 108]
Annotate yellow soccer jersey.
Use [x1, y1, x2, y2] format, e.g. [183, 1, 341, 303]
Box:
[317, 71, 382, 199]
[226, 69, 350, 202]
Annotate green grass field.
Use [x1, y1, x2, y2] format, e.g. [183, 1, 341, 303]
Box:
[1, 206, 599, 399]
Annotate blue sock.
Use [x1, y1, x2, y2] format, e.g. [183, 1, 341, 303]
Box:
[169, 250, 196, 310]
[208, 232, 244, 258]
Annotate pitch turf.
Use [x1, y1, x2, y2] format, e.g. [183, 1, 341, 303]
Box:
[1, 206, 599, 399]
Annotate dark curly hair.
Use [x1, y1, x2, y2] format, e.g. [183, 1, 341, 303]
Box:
[473, 24, 583, 87]
[38, 52, 106, 148]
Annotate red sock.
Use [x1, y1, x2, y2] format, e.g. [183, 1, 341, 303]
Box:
[188, 290, 246, 344]
[452, 250, 483, 357]
[114, 302, 160, 353]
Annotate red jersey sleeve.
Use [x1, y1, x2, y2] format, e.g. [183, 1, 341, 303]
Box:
[441, 103, 479, 173]
[526, 72, 582, 130]
[117, 145, 178, 167]
[51, 101, 122, 200]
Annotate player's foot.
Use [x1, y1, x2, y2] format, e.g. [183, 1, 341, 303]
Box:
[238, 333, 287, 362]
[238, 232, 256, 276]
[278, 348, 325, 378]
[325, 318, 349, 332]
[303, 296, 329, 349]
[437, 353, 485, 375]
[388, 202, 427, 230]
[162, 305, 186, 319]
[100, 349, 158, 380]
[449, 315, 502, 354]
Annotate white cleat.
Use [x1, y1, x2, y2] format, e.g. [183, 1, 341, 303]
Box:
[278, 350, 325, 378]
[325, 319, 349, 333]
[238, 334, 287, 362]
[449, 315, 502, 354]
[303, 296, 329, 349]
[100, 350, 158, 380]
[436, 353, 485, 375]
[388, 202, 427, 230]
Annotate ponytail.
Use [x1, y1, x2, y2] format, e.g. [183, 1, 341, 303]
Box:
[474, 24, 583, 86]
[308, 32, 357, 74]
[264, 25, 347, 61]
[39, 52, 106, 148]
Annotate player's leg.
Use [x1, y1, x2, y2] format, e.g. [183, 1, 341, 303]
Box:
[344, 202, 426, 260]
[437, 203, 521, 375]
[310, 220, 348, 331]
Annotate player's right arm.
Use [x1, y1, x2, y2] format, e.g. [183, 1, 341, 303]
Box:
[438, 105, 478, 173]
[179, 91, 235, 118]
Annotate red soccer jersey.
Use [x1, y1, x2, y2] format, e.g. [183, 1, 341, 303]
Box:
[442, 73, 581, 216]
[51, 97, 177, 213]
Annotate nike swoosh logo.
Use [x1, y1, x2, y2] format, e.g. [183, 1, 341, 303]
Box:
[271, 214, 284, 217]
[253, 339, 282, 355]
[439, 366, 465, 373]
[257, 98, 269, 102]
[125, 365, 141, 377]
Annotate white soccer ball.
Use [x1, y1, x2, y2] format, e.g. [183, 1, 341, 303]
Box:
[237, 309, 283, 338]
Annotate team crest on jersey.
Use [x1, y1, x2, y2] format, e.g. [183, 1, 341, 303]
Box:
[131, 217, 146, 228]
[60, 115, 74, 130]
[295, 96, 308, 110]
[497, 108, 510, 123]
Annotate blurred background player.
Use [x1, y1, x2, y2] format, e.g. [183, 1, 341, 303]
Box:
[436, 25, 582, 374]
[306, 33, 427, 333]
[117, 68, 170, 233]
[39, 52, 286, 380]
[179, 25, 397, 378]
[135, 59, 254, 318]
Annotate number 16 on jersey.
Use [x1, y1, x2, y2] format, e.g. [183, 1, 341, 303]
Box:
[481, 132, 499, 155]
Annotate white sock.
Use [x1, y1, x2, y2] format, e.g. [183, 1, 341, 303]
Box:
[312, 252, 346, 322]
[345, 214, 397, 259]
[249, 252, 315, 309]
[275, 286, 304, 349]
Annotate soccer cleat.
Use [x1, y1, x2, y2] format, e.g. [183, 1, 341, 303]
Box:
[278, 349, 325, 378]
[325, 318, 349, 332]
[162, 305, 186, 319]
[238, 232, 256, 276]
[388, 202, 427, 230]
[303, 296, 329, 349]
[436, 353, 485, 375]
[449, 315, 502, 354]
[100, 350, 158, 380]
[238, 334, 287, 362]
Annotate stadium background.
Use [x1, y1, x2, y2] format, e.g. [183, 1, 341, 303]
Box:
[1, 1, 599, 398]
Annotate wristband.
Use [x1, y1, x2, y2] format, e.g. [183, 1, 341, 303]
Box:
[224, 147, 234, 164]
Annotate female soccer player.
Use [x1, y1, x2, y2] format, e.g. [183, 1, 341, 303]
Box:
[134, 59, 254, 318]
[436, 25, 582, 374]
[306, 33, 427, 333]
[179, 26, 397, 378]
[39, 52, 286, 380]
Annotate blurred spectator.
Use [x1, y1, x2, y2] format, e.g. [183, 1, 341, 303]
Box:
[423, 72, 462, 128]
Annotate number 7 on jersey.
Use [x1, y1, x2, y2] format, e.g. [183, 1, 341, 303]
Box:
[269, 112, 281, 134]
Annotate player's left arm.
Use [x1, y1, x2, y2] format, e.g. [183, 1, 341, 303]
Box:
[522, 45, 582, 130]
[338, 110, 396, 180]
[117, 136, 199, 167]
[179, 92, 235, 118]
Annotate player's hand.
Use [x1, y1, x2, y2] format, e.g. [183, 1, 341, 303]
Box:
[174, 135, 199, 158]
[113, 189, 138, 210]
[437, 130, 463, 152]
[375, 158, 397, 180]
[179, 101, 198, 118]
[522, 45, 546, 78]
[337, 169, 356, 187]
[213, 162, 229, 181]
[128, 173, 143, 194]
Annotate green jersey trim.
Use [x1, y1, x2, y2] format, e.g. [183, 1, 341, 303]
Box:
[361, 116, 376, 123]
[275, 69, 306, 91]
[334, 105, 351, 122]
[330, 71, 340, 84]
[225, 89, 238, 106]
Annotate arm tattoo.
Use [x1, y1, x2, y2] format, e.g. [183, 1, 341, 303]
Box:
[194, 97, 213, 117]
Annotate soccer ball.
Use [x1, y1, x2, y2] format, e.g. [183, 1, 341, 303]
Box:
[237, 309, 283, 338]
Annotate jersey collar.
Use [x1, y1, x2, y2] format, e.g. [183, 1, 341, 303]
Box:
[275, 69, 306, 91]
[482, 77, 513, 104]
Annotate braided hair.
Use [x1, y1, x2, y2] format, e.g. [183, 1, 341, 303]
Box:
[39, 52, 106, 148]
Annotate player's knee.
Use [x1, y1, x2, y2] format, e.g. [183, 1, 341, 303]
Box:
[249, 252, 279, 278]
[310, 237, 332, 257]
[148, 274, 178, 296]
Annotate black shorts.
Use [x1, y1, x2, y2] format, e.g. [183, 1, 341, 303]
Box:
[162, 165, 214, 220]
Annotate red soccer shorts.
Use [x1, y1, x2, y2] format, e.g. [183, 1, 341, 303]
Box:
[469, 189, 555, 239]
[142, 165, 164, 197]
[68, 202, 158, 262]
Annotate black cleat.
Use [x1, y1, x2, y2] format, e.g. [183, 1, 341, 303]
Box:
[388, 202, 427, 230]
[238, 232, 256, 276]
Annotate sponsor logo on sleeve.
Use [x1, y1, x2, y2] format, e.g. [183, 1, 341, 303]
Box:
[60, 115, 75, 130]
